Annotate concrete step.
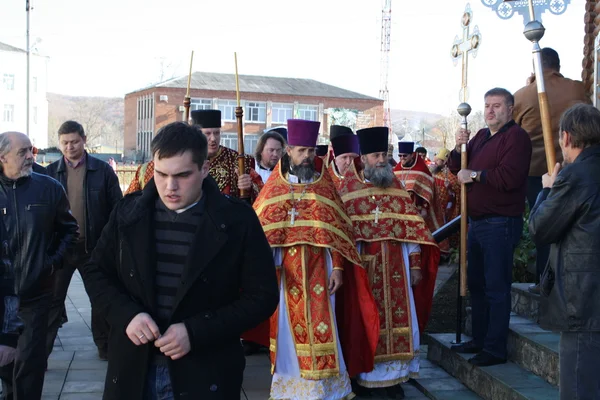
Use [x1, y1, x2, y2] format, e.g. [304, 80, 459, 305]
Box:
[426, 333, 559, 400]
[511, 283, 540, 322]
[508, 315, 560, 386]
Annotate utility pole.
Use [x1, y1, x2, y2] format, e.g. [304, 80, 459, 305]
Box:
[26, 0, 31, 137]
[379, 0, 392, 133]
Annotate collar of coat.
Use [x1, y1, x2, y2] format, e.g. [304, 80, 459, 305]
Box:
[120, 175, 228, 231]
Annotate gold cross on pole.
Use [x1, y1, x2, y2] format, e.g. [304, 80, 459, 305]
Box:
[451, 3, 482, 103]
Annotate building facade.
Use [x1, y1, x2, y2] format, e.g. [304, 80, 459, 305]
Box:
[124, 72, 383, 161]
[0, 42, 49, 149]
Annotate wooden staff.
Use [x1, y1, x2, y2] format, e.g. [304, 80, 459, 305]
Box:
[183, 51, 194, 124]
[457, 103, 471, 297]
[234, 52, 249, 199]
[522, 1, 556, 173]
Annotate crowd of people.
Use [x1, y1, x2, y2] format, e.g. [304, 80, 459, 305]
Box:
[0, 47, 598, 400]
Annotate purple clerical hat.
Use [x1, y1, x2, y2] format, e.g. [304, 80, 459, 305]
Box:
[287, 119, 320, 147]
[332, 134, 360, 156]
[397, 141, 415, 154]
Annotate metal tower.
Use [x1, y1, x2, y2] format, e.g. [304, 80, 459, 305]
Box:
[379, 0, 392, 130]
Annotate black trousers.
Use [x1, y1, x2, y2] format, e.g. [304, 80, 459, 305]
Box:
[46, 243, 109, 358]
[0, 292, 52, 400]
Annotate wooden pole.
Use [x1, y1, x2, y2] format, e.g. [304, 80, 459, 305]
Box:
[457, 103, 471, 297]
[183, 51, 194, 124]
[234, 52, 249, 199]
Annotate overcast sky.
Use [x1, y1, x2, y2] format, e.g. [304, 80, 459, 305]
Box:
[0, 0, 587, 115]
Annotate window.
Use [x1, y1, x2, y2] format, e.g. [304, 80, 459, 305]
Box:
[3, 74, 15, 91]
[245, 101, 266, 123]
[190, 98, 212, 111]
[3, 105, 14, 122]
[219, 133, 259, 155]
[271, 103, 293, 124]
[32, 77, 38, 93]
[33, 106, 38, 124]
[218, 100, 237, 122]
[297, 104, 318, 121]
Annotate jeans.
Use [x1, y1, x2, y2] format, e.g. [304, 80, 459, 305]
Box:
[46, 243, 109, 358]
[144, 363, 175, 400]
[0, 292, 52, 400]
[559, 332, 600, 400]
[527, 176, 551, 281]
[467, 215, 523, 359]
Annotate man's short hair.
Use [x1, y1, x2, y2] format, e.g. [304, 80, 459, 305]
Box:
[255, 131, 286, 163]
[541, 48, 560, 71]
[484, 87, 514, 107]
[415, 146, 427, 155]
[58, 121, 85, 138]
[151, 122, 208, 169]
[559, 104, 600, 149]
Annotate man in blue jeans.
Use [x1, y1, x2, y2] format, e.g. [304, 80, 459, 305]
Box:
[529, 104, 600, 400]
[447, 88, 532, 366]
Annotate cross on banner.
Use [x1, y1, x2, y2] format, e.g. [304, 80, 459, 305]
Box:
[481, 0, 571, 25]
[451, 3, 482, 103]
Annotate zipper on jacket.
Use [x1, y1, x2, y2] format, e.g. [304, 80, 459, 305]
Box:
[11, 182, 21, 294]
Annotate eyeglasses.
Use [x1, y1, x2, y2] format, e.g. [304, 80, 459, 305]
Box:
[398, 154, 411, 158]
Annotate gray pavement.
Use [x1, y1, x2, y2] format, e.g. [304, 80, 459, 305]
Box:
[38, 266, 458, 399]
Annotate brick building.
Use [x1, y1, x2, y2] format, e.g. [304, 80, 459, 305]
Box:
[124, 72, 383, 161]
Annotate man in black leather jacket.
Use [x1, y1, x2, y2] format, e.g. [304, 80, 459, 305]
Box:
[0, 131, 78, 399]
[529, 104, 600, 400]
[46, 120, 123, 360]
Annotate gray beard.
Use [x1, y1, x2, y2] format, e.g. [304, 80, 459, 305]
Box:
[430, 165, 443, 175]
[364, 163, 394, 188]
[291, 163, 315, 182]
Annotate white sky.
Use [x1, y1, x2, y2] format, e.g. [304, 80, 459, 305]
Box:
[0, 0, 587, 115]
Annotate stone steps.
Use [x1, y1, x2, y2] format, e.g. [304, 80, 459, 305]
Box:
[426, 333, 559, 400]
[511, 283, 540, 322]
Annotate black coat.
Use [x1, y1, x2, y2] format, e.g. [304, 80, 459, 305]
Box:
[46, 152, 123, 253]
[529, 145, 600, 332]
[80, 176, 278, 400]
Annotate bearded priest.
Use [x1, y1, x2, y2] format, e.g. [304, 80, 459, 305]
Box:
[337, 127, 440, 398]
[254, 119, 379, 400]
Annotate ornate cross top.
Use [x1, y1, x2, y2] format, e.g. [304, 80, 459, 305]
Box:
[371, 206, 382, 224]
[451, 3, 482, 103]
[481, 0, 571, 25]
[288, 208, 299, 225]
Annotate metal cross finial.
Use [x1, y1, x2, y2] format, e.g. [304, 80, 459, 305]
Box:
[451, 3, 482, 103]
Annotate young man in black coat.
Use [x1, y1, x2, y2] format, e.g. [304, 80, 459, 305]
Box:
[529, 104, 600, 400]
[81, 122, 279, 400]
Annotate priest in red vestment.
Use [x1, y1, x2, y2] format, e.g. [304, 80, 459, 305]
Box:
[327, 125, 361, 187]
[393, 142, 442, 240]
[254, 119, 378, 400]
[125, 110, 262, 201]
[430, 148, 461, 253]
[338, 128, 440, 398]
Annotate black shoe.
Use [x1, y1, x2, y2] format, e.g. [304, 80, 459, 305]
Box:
[98, 347, 108, 361]
[450, 340, 482, 354]
[528, 284, 541, 295]
[468, 351, 506, 367]
[351, 379, 372, 398]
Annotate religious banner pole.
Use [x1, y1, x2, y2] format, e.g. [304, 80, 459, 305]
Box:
[451, 3, 481, 301]
[234, 52, 249, 200]
[183, 51, 194, 124]
[516, 0, 557, 172]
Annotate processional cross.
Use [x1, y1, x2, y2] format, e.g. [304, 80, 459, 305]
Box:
[288, 208, 299, 225]
[451, 3, 482, 103]
[371, 206, 382, 224]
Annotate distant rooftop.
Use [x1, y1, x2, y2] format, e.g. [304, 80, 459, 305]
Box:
[0, 42, 26, 54]
[130, 71, 381, 101]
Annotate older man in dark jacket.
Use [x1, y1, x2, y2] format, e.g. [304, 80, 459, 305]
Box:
[529, 104, 600, 400]
[46, 120, 123, 360]
[0, 131, 78, 399]
[81, 122, 279, 400]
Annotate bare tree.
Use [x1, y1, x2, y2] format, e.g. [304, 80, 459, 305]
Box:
[435, 111, 461, 150]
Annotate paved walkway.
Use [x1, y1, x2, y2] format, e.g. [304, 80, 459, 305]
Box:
[39, 266, 458, 399]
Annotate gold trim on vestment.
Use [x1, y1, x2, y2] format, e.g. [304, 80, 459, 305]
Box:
[341, 188, 411, 202]
[356, 372, 419, 388]
[262, 221, 356, 250]
[254, 193, 353, 226]
[350, 213, 424, 223]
